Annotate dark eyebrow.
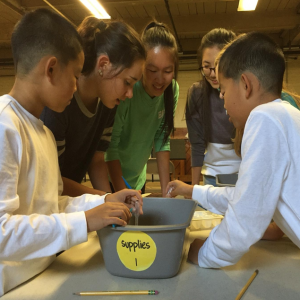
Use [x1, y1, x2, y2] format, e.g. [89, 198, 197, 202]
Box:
[130, 76, 138, 81]
[147, 63, 174, 70]
[203, 60, 212, 65]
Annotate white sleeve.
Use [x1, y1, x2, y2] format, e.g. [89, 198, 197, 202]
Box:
[192, 184, 235, 215]
[58, 194, 105, 213]
[0, 123, 105, 261]
[198, 112, 290, 268]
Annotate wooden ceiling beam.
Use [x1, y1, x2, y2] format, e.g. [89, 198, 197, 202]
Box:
[179, 32, 283, 52]
[101, 0, 235, 3]
[126, 10, 298, 36]
[0, 0, 25, 16]
[281, 25, 300, 47]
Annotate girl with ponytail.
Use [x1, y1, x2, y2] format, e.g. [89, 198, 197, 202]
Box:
[106, 21, 179, 196]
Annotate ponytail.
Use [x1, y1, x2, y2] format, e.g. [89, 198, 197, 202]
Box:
[142, 21, 178, 145]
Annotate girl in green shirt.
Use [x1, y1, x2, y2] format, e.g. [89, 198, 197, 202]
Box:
[106, 21, 179, 196]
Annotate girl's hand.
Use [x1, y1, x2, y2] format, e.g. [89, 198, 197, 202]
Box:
[105, 189, 143, 215]
[165, 180, 193, 199]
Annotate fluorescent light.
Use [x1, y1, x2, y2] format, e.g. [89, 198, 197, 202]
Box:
[80, 0, 111, 19]
[238, 0, 259, 11]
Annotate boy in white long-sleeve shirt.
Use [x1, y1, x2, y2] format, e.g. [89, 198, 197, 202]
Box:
[0, 9, 142, 296]
[166, 32, 300, 268]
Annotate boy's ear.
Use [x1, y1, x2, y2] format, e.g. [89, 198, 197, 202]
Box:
[240, 73, 252, 99]
[45, 57, 58, 82]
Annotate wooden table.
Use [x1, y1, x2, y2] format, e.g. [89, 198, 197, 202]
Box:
[3, 230, 300, 300]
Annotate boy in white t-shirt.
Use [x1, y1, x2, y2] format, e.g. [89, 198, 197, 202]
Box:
[166, 32, 300, 268]
[0, 9, 142, 295]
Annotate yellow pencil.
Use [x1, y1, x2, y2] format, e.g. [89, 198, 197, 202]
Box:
[74, 290, 159, 296]
[235, 270, 259, 300]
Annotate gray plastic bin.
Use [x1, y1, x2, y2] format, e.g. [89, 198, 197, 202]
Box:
[216, 173, 238, 187]
[97, 197, 197, 279]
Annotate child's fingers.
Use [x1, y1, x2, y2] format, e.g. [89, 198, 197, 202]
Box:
[106, 203, 131, 220]
[107, 217, 127, 227]
[166, 181, 175, 194]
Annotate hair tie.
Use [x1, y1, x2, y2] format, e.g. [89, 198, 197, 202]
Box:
[145, 21, 165, 32]
[97, 21, 107, 31]
[95, 21, 107, 35]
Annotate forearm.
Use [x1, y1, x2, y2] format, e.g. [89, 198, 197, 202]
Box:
[88, 152, 112, 193]
[106, 160, 126, 191]
[156, 151, 170, 197]
[261, 222, 284, 240]
[192, 166, 202, 185]
[62, 176, 106, 197]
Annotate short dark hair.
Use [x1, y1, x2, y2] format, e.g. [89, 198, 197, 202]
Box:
[77, 17, 146, 76]
[11, 8, 83, 76]
[142, 21, 179, 145]
[218, 32, 285, 95]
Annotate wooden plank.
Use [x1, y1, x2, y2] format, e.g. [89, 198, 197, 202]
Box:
[286, 0, 299, 9]
[255, 0, 271, 12]
[126, 4, 139, 18]
[114, 5, 131, 18]
[21, 0, 69, 8]
[0, 22, 13, 40]
[216, 1, 227, 13]
[196, 2, 204, 14]
[133, 4, 148, 18]
[188, 3, 197, 14]
[102, 5, 121, 19]
[101, 0, 237, 3]
[177, 3, 189, 15]
[168, 2, 179, 16]
[0, 8, 20, 23]
[154, 2, 168, 17]
[267, 0, 281, 11]
[226, 0, 238, 12]
[176, 10, 298, 35]
[204, 1, 215, 13]
[143, 3, 158, 18]
[58, 7, 78, 23]
[277, 0, 290, 9]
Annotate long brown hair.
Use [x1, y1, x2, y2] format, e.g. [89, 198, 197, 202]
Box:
[77, 17, 146, 76]
[191, 28, 236, 146]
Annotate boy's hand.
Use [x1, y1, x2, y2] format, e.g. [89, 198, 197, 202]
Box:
[165, 180, 193, 198]
[84, 202, 131, 232]
[188, 238, 206, 265]
[105, 189, 143, 215]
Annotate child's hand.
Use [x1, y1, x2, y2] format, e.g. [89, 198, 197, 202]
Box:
[165, 180, 193, 198]
[84, 202, 131, 232]
[261, 222, 284, 240]
[105, 189, 143, 215]
[188, 238, 206, 265]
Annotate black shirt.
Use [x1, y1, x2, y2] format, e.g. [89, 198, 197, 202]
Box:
[40, 92, 117, 183]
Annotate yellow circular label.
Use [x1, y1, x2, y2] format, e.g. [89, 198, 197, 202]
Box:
[116, 231, 157, 271]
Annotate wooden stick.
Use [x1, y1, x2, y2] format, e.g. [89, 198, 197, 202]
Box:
[74, 290, 159, 296]
[235, 270, 259, 300]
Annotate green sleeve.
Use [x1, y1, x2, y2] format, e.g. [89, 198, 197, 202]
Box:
[105, 100, 128, 162]
[154, 80, 179, 153]
[281, 91, 298, 110]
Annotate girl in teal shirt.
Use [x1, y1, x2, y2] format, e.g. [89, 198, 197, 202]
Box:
[105, 21, 179, 196]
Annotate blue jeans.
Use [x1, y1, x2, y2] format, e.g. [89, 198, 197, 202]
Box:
[203, 175, 217, 187]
